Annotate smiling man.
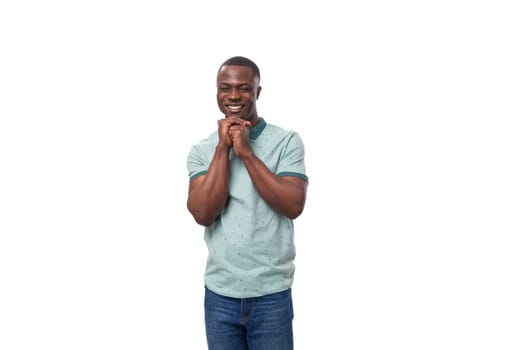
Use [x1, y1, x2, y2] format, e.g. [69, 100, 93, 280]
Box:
[186, 56, 308, 349]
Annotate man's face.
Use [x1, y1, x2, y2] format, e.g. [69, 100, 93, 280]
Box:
[216, 65, 261, 122]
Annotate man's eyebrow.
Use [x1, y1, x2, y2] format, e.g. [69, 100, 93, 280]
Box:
[218, 82, 251, 87]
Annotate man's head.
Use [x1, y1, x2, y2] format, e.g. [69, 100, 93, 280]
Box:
[216, 56, 261, 124]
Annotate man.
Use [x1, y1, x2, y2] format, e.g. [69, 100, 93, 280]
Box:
[186, 56, 308, 349]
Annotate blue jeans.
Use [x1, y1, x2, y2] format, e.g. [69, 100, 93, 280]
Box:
[204, 287, 294, 350]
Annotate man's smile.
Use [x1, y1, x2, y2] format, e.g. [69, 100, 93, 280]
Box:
[226, 104, 244, 112]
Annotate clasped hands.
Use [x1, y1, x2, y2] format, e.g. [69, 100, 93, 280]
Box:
[217, 117, 252, 157]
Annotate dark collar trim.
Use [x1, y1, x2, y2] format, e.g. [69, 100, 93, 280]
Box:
[249, 117, 266, 140]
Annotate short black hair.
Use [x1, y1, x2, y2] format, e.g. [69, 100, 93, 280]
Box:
[219, 56, 260, 82]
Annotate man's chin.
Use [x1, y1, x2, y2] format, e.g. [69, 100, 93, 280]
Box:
[226, 113, 249, 120]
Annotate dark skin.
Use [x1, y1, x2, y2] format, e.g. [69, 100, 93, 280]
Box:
[187, 64, 307, 227]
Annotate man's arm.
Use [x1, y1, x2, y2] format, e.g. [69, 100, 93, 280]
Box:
[187, 144, 230, 227]
[228, 122, 307, 219]
[242, 154, 307, 220]
[187, 118, 252, 226]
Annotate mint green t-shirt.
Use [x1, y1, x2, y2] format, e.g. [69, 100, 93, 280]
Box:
[187, 118, 308, 298]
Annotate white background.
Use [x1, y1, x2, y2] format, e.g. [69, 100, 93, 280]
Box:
[1, 1, 524, 349]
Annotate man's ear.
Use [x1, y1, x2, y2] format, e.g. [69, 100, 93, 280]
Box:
[256, 86, 262, 99]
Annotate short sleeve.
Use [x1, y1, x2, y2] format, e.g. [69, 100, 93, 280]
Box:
[187, 145, 209, 182]
[276, 132, 308, 183]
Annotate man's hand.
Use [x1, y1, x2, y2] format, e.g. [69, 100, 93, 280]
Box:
[226, 117, 252, 157]
[217, 117, 251, 150]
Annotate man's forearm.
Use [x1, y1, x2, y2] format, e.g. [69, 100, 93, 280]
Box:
[240, 153, 306, 219]
[187, 146, 231, 226]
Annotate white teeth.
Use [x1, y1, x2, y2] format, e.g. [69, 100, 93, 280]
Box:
[228, 105, 242, 111]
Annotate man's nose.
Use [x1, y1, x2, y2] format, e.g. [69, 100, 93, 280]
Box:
[228, 88, 240, 99]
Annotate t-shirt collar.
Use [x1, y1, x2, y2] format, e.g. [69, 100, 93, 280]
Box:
[249, 117, 266, 140]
